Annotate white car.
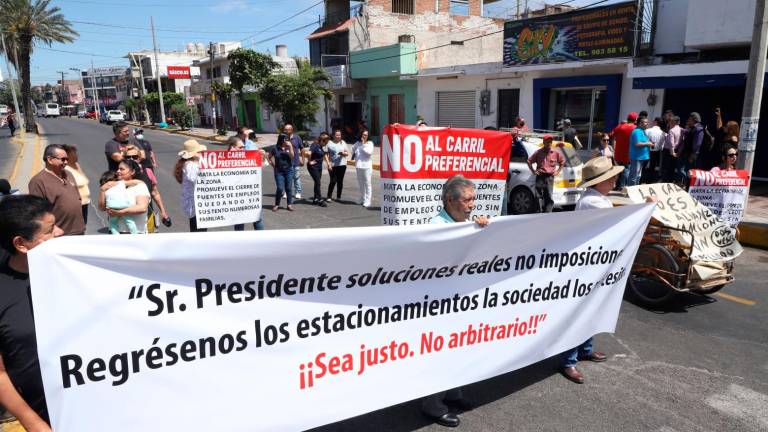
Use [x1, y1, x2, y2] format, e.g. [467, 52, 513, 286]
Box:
[104, 110, 125, 123]
[506, 137, 584, 214]
[77, 110, 87, 118]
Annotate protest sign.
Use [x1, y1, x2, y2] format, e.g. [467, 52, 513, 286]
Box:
[380, 124, 511, 225]
[194, 150, 262, 229]
[29, 204, 653, 432]
[688, 169, 750, 227]
[626, 183, 742, 262]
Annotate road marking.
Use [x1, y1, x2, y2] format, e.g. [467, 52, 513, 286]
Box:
[714, 292, 757, 306]
[7, 136, 27, 183]
[705, 384, 768, 429]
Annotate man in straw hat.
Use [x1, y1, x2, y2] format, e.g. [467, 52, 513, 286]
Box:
[176, 139, 208, 232]
[559, 156, 623, 384]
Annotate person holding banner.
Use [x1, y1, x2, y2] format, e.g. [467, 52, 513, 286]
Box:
[326, 129, 350, 202]
[0, 195, 64, 432]
[269, 134, 295, 212]
[352, 130, 374, 207]
[711, 145, 738, 173]
[527, 135, 564, 213]
[173, 139, 207, 232]
[227, 137, 266, 230]
[307, 132, 329, 207]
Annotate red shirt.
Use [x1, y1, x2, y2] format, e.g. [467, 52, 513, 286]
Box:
[611, 122, 636, 164]
[528, 147, 565, 175]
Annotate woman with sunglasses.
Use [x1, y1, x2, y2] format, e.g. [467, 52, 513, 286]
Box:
[711, 145, 738, 173]
[98, 159, 151, 234]
[592, 133, 615, 165]
[123, 145, 172, 229]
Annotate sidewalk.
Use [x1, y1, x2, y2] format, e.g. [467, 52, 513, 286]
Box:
[0, 130, 46, 193]
[739, 181, 768, 249]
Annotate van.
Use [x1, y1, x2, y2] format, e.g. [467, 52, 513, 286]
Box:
[41, 103, 60, 118]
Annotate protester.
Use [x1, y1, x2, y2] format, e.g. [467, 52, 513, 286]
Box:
[661, 109, 675, 133]
[269, 134, 295, 212]
[326, 129, 350, 202]
[561, 119, 582, 149]
[123, 145, 171, 229]
[527, 134, 564, 213]
[284, 123, 304, 199]
[352, 129, 374, 207]
[99, 171, 140, 235]
[711, 145, 739, 173]
[559, 156, 623, 383]
[105, 122, 131, 171]
[628, 117, 653, 186]
[680, 112, 705, 176]
[308, 132, 329, 207]
[174, 139, 207, 232]
[709, 108, 740, 170]
[6, 108, 15, 137]
[228, 137, 265, 231]
[592, 133, 614, 163]
[0, 179, 20, 199]
[610, 113, 638, 188]
[235, 126, 255, 150]
[132, 128, 158, 175]
[0, 195, 63, 432]
[422, 175, 488, 428]
[98, 159, 150, 234]
[60, 144, 91, 225]
[28, 144, 85, 235]
[642, 117, 665, 183]
[661, 116, 682, 183]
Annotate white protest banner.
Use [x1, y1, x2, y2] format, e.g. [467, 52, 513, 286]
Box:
[626, 183, 742, 262]
[194, 150, 262, 228]
[29, 204, 653, 432]
[689, 169, 750, 227]
[380, 124, 511, 225]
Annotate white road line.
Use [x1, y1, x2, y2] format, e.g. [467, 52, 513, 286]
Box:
[705, 383, 768, 430]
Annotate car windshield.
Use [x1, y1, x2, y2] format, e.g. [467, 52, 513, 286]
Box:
[47, 104, 57, 109]
[559, 145, 582, 168]
[109, 111, 121, 114]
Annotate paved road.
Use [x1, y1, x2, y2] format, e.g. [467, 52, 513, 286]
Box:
[31, 118, 768, 431]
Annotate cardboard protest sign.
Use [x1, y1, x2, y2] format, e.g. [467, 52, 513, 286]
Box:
[380, 124, 512, 225]
[29, 204, 653, 432]
[689, 169, 750, 227]
[626, 183, 742, 262]
[194, 150, 262, 228]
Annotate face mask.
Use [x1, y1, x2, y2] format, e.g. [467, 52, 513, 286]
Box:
[135, 134, 144, 140]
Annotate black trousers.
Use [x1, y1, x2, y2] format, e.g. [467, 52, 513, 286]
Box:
[308, 166, 323, 201]
[189, 217, 207, 232]
[327, 165, 346, 200]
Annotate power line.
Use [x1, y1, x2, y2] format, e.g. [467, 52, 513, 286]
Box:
[55, 0, 299, 7]
[69, 19, 261, 34]
[252, 21, 319, 46]
[240, 0, 324, 43]
[36, 46, 125, 58]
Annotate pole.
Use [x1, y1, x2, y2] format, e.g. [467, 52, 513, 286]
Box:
[150, 17, 166, 125]
[90, 59, 101, 115]
[737, 0, 767, 204]
[209, 41, 217, 132]
[0, 33, 22, 131]
[131, 53, 151, 124]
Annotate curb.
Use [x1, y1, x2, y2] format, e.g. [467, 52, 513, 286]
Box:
[738, 222, 768, 250]
[126, 121, 227, 143]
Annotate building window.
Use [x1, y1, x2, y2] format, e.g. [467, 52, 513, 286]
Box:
[388, 94, 405, 124]
[450, 0, 469, 15]
[392, 0, 414, 15]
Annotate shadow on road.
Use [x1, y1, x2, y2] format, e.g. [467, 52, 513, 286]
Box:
[623, 290, 716, 314]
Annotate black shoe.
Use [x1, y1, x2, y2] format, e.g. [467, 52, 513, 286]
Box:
[162, 217, 172, 227]
[431, 413, 460, 428]
[318, 201, 327, 207]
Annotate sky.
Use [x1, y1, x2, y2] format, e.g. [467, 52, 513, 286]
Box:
[17, 0, 626, 86]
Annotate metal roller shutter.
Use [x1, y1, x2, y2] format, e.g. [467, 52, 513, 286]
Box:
[436, 91, 476, 128]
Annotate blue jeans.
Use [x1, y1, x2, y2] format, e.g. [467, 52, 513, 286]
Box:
[615, 164, 630, 189]
[627, 159, 647, 186]
[234, 219, 264, 231]
[293, 165, 302, 195]
[275, 168, 294, 207]
[560, 338, 593, 368]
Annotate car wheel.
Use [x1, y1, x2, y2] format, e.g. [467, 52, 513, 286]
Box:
[508, 186, 537, 215]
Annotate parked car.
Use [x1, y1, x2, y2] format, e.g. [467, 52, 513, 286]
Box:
[85, 110, 98, 120]
[103, 110, 125, 124]
[506, 135, 584, 214]
[77, 110, 87, 118]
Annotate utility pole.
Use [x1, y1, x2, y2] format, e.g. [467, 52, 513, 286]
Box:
[70, 67, 86, 112]
[56, 70, 67, 106]
[737, 0, 767, 203]
[90, 59, 101, 115]
[130, 53, 151, 124]
[150, 16, 166, 125]
[208, 41, 217, 132]
[0, 33, 22, 131]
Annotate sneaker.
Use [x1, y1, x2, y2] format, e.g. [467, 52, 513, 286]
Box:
[282, 192, 287, 199]
[326, 197, 333, 202]
[294, 193, 301, 199]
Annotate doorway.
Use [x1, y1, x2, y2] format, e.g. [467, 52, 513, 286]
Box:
[497, 89, 520, 129]
[548, 87, 606, 150]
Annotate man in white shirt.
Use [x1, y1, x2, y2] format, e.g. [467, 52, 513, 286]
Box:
[643, 117, 665, 183]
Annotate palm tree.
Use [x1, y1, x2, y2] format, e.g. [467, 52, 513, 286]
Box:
[0, 0, 77, 131]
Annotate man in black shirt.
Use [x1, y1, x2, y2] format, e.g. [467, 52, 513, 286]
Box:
[105, 121, 131, 171]
[0, 195, 63, 431]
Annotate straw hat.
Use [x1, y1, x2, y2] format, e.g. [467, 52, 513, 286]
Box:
[178, 139, 207, 159]
[579, 156, 625, 188]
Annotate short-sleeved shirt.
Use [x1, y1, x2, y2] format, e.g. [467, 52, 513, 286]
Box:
[133, 138, 154, 169]
[611, 123, 636, 164]
[563, 127, 577, 144]
[327, 141, 349, 167]
[112, 182, 151, 233]
[28, 169, 85, 235]
[270, 145, 294, 172]
[105, 139, 129, 171]
[288, 135, 303, 166]
[0, 255, 49, 424]
[243, 139, 257, 151]
[181, 160, 199, 218]
[308, 143, 326, 168]
[528, 147, 565, 175]
[430, 208, 456, 224]
[576, 187, 613, 210]
[629, 128, 650, 161]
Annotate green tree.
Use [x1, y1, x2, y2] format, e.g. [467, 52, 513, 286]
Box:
[211, 81, 233, 134]
[0, 0, 78, 131]
[0, 79, 20, 107]
[171, 103, 195, 130]
[123, 98, 136, 121]
[143, 91, 183, 123]
[227, 48, 278, 94]
[259, 59, 330, 131]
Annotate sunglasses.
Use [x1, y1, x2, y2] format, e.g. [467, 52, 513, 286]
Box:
[602, 138, 610, 142]
[126, 154, 140, 160]
[727, 153, 738, 157]
[50, 156, 68, 162]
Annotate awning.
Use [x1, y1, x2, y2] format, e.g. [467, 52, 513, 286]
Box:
[307, 19, 352, 40]
[632, 74, 749, 89]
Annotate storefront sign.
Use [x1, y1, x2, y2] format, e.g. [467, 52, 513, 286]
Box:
[167, 66, 191, 79]
[689, 169, 750, 228]
[28, 204, 653, 431]
[380, 124, 511, 226]
[89, 66, 127, 76]
[194, 150, 262, 228]
[503, 1, 636, 67]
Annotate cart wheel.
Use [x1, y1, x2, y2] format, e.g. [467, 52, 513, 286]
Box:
[697, 284, 725, 295]
[629, 244, 680, 306]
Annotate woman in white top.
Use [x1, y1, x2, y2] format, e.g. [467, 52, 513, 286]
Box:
[326, 129, 350, 202]
[352, 130, 374, 207]
[173, 139, 207, 232]
[98, 159, 151, 233]
[591, 133, 615, 165]
[61, 144, 91, 224]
